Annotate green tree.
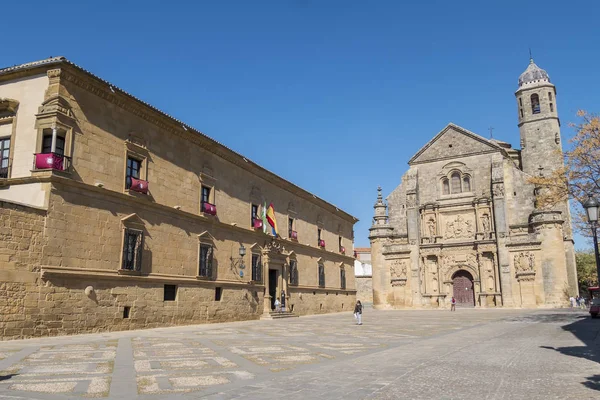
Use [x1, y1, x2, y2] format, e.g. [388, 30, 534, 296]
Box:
[576, 250, 598, 295]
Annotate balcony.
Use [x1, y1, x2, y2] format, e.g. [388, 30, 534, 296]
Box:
[33, 152, 71, 172]
[253, 218, 263, 230]
[318, 239, 326, 248]
[202, 201, 217, 216]
[129, 177, 149, 194]
[290, 230, 298, 240]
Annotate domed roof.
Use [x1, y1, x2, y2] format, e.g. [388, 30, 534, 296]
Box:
[518, 58, 550, 87]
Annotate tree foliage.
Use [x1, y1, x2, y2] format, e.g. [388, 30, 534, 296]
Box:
[576, 250, 598, 295]
[529, 110, 600, 235]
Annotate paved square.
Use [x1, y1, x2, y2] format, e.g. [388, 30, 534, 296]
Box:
[0, 308, 598, 399]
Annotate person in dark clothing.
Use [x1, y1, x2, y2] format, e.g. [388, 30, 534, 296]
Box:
[354, 300, 363, 325]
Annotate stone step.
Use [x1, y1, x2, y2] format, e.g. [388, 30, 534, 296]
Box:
[260, 312, 299, 320]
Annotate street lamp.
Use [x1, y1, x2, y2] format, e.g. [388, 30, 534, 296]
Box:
[231, 244, 246, 277]
[583, 197, 600, 286]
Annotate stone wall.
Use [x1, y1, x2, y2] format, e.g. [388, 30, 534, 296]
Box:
[0, 200, 47, 340]
[355, 276, 373, 305]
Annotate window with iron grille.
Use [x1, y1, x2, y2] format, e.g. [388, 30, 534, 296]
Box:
[289, 260, 298, 286]
[288, 217, 294, 238]
[126, 157, 141, 189]
[318, 263, 325, 287]
[199, 244, 213, 278]
[251, 253, 262, 282]
[340, 268, 346, 290]
[122, 229, 143, 271]
[0, 137, 9, 178]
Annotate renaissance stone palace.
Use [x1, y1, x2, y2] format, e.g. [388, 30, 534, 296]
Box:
[369, 58, 577, 309]
[0, 57, 357, 340]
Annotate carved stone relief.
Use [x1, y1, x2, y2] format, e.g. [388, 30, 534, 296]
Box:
[444, 214, 474, 239]
[492, 183, 505, 198]
[513, 252, 535, 274]
[390, 259, 408, 287]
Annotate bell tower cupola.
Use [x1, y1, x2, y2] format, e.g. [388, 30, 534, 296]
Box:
[515, 57, 563, 176]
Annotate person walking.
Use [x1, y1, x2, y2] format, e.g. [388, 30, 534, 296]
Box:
[451, 297, 456, 311]
[354, 300, 363, 325]
[274, 298, 280, 313]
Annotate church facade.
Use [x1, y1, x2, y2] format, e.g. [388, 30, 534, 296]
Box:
[369, 59, 578, 309]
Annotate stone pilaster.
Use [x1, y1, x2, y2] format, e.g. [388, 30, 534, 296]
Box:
[491, 156, 513, 307]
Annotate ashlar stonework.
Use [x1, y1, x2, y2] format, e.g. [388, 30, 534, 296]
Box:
[370, 58, 577, 309]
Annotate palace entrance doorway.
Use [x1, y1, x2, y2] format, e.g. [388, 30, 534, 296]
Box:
[268, 269, 278, 310]
[452, 270, 475, 307]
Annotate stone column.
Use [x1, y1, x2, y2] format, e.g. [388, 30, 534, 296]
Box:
[262, 254, 272, 315]
[369, 186, 394, 309]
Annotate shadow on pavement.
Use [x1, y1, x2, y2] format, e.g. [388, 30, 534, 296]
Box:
[0, 374, 18, 381]
[539, 311, 600, 391]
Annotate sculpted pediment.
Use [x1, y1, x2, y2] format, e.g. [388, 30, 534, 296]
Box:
[409, 123, 502, 165]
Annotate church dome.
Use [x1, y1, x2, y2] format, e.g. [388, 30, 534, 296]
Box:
[518, 58, 550, 87]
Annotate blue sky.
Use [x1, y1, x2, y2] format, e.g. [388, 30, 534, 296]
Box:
[3, 0, 599, 248]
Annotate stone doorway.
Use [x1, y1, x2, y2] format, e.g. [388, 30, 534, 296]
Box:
[452, 270, 475, 307]
[268, 269, 278, 310]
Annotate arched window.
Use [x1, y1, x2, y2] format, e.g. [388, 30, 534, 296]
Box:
[463, 176, 471, 192]
[451, 173, 461, 193]
[442, 178, 450, 195]
[531, 94, 540, 114]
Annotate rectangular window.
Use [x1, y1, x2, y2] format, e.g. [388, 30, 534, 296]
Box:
[288, 217, 294, 238]
[123, 306, 130, 319]
[338, 236, 342, 249]
[318, 228, 322, 242]
[340, 268, 346, 290]
[289, 260, 298, 286]
[122, 229, 143, 271]
[548, 92, 553, 101]
[199, 244, 213, 277]
[550, 103, 554, 112]
[42, 134, 65, 155]
[318, 264, 325, 287]
[126, 157, 141, 190]
[215, 287, 222, 301]
[252, 253, 262, 282]
[0, 137, 10, 178]
[164, 284, 177, 301]
[251, 204, 259, 226]
[201, 186, 211, 205]
[519, 97, 522, 107]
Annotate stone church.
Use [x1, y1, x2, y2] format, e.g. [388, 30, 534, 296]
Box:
[369, 58, 577, 309]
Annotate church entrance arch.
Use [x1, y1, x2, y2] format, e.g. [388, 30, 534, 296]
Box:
[452, 270, 475, 307]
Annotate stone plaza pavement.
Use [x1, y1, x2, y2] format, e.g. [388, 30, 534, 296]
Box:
[0, 308, 599, 399]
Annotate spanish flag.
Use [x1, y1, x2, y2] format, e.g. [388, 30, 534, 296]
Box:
[266, 203, 278, 236]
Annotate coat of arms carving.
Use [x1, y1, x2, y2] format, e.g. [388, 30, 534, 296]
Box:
[444, 215, 474, 239]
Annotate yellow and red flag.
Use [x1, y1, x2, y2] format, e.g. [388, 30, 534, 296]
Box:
[266, 203, 278, 236]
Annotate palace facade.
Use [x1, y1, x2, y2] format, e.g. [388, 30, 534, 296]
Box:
[0, 57, 357, 340]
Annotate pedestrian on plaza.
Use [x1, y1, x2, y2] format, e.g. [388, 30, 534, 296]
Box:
[274, 298, 280, 312]
[581, 297, 587, 309]
[280, 290, 286, 313]
[451, 297, 456, 311]
[569, 296, 575, 307]
[354, 300, 363, 325]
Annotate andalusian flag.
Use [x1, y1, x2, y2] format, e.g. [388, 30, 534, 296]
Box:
[266, 203, 278, 236]
[261, 202, 268, 234]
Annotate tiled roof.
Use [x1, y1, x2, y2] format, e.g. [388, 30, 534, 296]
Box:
[0, 57, 358, 222]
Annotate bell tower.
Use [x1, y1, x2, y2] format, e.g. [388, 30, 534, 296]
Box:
[515, 57, 563, 176]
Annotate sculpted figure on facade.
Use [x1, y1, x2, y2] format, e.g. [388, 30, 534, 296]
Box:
[481, 213, 491, 232]
[492, 183, 505, 198]
[427, 217, 436, 237]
